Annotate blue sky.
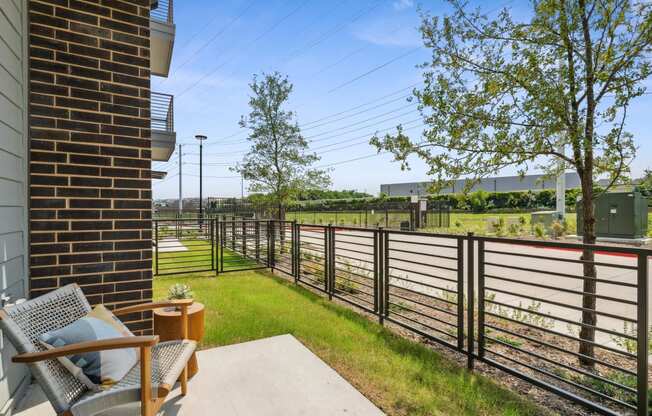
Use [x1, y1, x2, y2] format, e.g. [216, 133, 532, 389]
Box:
[151, 0, 652, 200]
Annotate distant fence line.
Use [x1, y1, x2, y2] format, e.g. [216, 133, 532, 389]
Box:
[155, 200, 451, 231]
[153, 218, 650, 416]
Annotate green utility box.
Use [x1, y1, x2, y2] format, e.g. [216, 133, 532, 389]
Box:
[576, 190, 649, 239]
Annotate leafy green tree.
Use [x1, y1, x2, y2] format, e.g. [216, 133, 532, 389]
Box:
[371, 0, 652, 368]
[640, 169, 652, 195]
[296, 189, 372, 201]
[234, 72, 330, 219]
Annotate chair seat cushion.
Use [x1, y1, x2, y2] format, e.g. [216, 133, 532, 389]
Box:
[70, 339, 197, 416]
[39, 305, 138, 391]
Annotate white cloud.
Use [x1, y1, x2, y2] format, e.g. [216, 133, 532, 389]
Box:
[393, 0, 414, 11]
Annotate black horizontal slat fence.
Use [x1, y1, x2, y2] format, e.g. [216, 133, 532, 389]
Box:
[153, 218, 650, 416]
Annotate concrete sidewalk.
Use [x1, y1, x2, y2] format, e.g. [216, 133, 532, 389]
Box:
[14, 335, 384, 416]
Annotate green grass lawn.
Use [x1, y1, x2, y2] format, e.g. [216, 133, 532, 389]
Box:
[154, 235, 257, 275]
[287, 210, 652, 237]
[153, 272, 546, 416]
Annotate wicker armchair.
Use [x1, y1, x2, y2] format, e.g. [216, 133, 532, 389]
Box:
[0, 284, 196, 416]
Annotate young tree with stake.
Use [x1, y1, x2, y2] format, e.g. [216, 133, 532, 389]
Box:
[371, 0, 651, 368]
[234, 72, 330, 220]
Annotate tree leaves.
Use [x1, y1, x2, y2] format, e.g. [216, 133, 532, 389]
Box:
[233, 72, 331, 211]
[371, 0, 650, 195]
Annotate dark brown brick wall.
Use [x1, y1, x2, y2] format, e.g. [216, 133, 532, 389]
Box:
[28, 0, 153, 334]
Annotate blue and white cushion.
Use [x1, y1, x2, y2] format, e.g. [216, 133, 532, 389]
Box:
[39, 305, 138, 391]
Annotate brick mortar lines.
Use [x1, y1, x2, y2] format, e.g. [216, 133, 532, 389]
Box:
[28, 0, 155, 334]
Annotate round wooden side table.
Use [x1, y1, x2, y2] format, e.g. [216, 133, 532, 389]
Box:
[153, 302, 205, 378]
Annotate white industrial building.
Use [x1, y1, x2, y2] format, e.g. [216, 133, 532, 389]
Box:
[380, 173, 583, 196]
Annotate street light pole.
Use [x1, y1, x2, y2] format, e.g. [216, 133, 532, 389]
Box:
[195, 135, 207, 220]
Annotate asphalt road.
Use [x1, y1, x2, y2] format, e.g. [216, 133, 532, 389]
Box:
[297, 226, 650, 356]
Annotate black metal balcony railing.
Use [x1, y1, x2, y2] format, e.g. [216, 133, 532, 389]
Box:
[151, 0, 173, 24]
[151, 92, 174, 133]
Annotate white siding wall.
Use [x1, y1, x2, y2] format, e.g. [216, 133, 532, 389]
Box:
[0, 0, 29, 411]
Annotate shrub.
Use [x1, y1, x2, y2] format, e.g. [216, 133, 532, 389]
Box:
[508, 223, 521, 236]
[533, 223, 546, 239]
[551, 220, 565, 239]
[492, 217, 506, 236]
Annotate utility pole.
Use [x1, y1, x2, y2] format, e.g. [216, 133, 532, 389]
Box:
[178, 144, 183, 216]
[195, 135, 207, 220]
[556, 142, 566, 221]
[555, 59, 566, 222]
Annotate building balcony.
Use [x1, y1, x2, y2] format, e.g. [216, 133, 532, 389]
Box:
[151, 92, 176, 162]
[150, 0, 175, 77]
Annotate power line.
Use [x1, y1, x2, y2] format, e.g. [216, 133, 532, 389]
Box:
[281, 0, 383, 65]
[185, 174, 241, 179]
[152, 173, 179, 186]
[301, 94, 412, 131]
[315, 122, 424, 155]
[170, 0, 257, 73]
[188, 83, 420, 148]
[313, 44, 370, 76]
[168, 0, 256, 76]
[311, 20, 413, 77]
[175, 0, 309, 100]
[316, 152, 385, 168]
[304, 103, 416, 140]
[182, 106, 422, 159]
[301, 82, 420, 126]
[180, 0, 369, 125]
[307, 112, 420, 143]
[311, 119, 423, 151]
[328, 47, 422, 93]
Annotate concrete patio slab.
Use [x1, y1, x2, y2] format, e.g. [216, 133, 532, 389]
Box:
[14, 334, 384, 416]
[159, 334, 384, 416]
[154, 238, 188, 252]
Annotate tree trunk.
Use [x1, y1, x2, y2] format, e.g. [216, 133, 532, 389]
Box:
[278, 203, 285, 221]
[578, 173, 597, 369]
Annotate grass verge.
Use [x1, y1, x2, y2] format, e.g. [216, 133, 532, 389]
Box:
[154, 271, 546, 416]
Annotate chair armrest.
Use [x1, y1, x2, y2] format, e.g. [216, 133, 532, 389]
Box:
[13, 335, 159, 363]
[112, 299, 193, 316]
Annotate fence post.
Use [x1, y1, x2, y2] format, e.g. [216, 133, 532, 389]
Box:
[376, 228, 384, 324]
[326, 224, 332, 299]
[214, 219, 219, 275]
[294, 222, 301, 283]
[154, 220, 159, 276]
[477, 238, 485, 361]
[382, 227, 389, 320]
[242, 220, 247, 259]
[269, 220, 276, 270]
[219, 221, 224, 273]
[466, 232, 475, 370]
[456, 236, 465, 352]
[637, 253, 649, 416]
[255, 221, 260, 262]
[210, 219, 215, 273]
[291, 221, 297, 282]
[231, 220, 236, 251]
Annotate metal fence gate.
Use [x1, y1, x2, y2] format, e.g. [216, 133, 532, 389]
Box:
[217, 219, 270, 273]
[153, 219, 215, 275]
